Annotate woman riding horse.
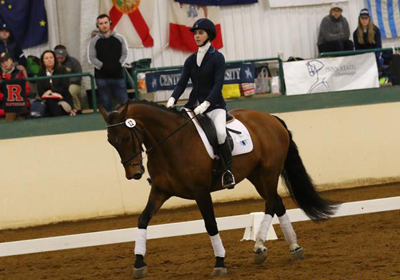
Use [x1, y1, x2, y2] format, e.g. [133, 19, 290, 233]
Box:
[166, 18, 235, 189]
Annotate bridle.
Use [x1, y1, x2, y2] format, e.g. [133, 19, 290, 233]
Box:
[107, 119, 144, 167]
[106, 114, 197, 167]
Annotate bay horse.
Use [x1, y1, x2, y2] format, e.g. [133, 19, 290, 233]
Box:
[99, 100, 338, 278]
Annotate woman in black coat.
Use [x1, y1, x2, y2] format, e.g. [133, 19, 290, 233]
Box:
[36, 50, 72, 117]
[166, 18, 235, 189]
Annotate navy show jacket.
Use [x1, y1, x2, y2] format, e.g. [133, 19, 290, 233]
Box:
[171, 46, 226, 112]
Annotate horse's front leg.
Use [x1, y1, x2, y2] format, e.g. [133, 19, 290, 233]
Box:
[194, 191, 227, 276]
[133, 186, 170, 279]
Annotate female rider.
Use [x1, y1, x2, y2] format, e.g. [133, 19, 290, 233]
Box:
[166, 18, 235, 189]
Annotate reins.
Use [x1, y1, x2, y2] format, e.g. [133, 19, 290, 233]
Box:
[145, 115, 197, 154]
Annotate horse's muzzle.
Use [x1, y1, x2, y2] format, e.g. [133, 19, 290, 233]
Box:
[132, 173, 143, 180]
[126, 165, 145, 180]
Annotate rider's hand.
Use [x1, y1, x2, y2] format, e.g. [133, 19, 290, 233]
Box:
[194, 101, 210, 115]
[166, 97, 175, 108]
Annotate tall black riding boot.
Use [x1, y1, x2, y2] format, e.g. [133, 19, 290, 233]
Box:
[219, 140, 235, 189]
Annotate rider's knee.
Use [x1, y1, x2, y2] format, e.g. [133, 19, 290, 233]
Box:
[216, 131, 226, 145]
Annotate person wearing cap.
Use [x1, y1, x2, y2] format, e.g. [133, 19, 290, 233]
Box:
[0, 52, 30, 121]
[317, 3, 354, 54]
[0, 23, 27, 68]
[54, 45, 84, 114]
[353, 9, 382, 52]
[88, 14, 129, 112]
[36, 50, 73, 117]
[166, 18, 235, 189]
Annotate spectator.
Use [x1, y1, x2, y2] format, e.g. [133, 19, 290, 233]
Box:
[353, 9, 382, 61]
[88, 14, 129, 112]
[54, 44, 84, 114]
[317, 3, 354, 54]
[0, 23, 27, 67]
[0, 52, 30, 121]
[36, 50, 72, 117]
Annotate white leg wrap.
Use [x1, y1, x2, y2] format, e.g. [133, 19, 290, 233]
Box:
[254, 214, 273, 253]
[210, 233, 226, 258]
[134, 228, 147, 256]
[278, 213, 299, 251]
[256, 214, 273, 242]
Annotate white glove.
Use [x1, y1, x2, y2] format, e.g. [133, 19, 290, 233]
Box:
[194, 101, 210, 115]
[166, 97, 175, 108]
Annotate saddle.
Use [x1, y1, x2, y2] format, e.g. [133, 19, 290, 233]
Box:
[196, 113, 234, 156]
[182, 108, 253, 159]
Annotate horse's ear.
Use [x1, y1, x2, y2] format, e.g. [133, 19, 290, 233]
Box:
[99, 106, 108, 123]
[119, 101, 129, 119]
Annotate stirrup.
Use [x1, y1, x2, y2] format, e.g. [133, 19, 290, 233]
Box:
[222, 170, 235, 189]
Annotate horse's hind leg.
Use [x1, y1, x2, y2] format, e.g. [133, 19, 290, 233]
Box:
[275, 196, 304, 260]
[248, 169, 280, 264]
[249, 168, 303, 263]
[194, 191, 227, 276]
[133, 187, 170, 279]
[253, 190, 304, 262]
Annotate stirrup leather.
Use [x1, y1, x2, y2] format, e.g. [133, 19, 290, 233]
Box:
[222, 170, 235, 188]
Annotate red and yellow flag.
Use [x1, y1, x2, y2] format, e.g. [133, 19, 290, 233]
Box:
[100, 0, 154, 48]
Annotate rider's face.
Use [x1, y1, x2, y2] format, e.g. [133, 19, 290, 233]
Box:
[194, 29, 208, 46]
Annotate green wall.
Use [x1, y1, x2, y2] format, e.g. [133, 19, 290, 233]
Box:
[1, 86, 399, 140]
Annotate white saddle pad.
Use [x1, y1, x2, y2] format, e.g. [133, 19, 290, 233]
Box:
[183, 108, 253, 159]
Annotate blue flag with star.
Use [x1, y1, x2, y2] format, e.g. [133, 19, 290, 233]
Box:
[0, 0, 48, 48]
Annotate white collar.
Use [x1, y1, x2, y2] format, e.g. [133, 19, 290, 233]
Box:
[196, 42, 211, 67]
[198, 41, 211, 53]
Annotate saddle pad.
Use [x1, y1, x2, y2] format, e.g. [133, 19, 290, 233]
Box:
[184, 108, 253, 159]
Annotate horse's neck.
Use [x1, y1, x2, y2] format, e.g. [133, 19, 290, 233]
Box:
[138, 107, 188, 147]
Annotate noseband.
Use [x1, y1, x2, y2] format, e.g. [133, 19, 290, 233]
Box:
[107, 119, 144, 168]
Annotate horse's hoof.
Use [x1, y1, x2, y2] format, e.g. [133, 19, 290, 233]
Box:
[211, 267, 228, 276]
[291, 246, 305, 260]
[253, 248, 268, 264]
[133, 265, 148, 279]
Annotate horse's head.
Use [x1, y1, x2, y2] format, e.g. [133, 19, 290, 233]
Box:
[100, 103, 145, 180]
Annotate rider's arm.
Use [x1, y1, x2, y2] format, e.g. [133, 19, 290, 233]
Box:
[206, 52, 225, 105]
[171, 57, 191, 102]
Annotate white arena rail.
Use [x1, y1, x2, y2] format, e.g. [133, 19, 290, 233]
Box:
[1, 196, 400, 258]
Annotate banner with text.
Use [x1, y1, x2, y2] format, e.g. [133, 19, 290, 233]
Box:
[283, 53, 379, 95]
[268, 0, 347, 8]
[146, 63, 255, 93]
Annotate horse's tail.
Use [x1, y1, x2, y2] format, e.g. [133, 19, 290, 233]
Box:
[274, 116, 339, 221]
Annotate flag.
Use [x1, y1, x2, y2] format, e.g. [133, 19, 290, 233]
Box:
[175, 0, 257, 5]
[100, 0, 155, 48]
[0, 0, 48, 49]
[367, 0, 400, 38]
[169, 0, 223, 52]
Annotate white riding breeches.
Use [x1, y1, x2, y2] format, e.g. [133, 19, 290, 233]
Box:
[206, 109, 227, 145]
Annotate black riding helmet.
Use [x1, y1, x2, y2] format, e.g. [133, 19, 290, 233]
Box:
[190, 18, 217, 41]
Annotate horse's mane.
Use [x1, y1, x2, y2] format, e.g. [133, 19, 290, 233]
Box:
[108, 99, 183, 125]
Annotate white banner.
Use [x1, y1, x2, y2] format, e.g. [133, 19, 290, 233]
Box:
[268, 0, 347, 8]
[283, 53, 379, 95]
